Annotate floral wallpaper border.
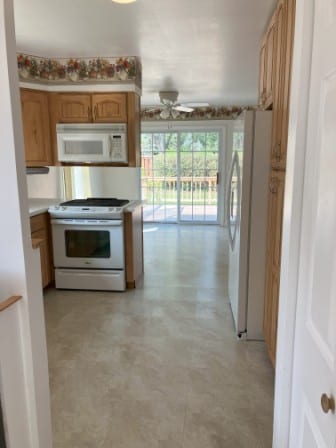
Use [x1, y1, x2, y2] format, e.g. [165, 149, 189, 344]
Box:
[17, 53, 142, 87]
[141, 106, 254, 121]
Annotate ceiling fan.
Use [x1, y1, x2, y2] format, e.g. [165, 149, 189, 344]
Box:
[155, 91, 209, 119]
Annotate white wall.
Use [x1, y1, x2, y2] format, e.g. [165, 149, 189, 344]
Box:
[101, 167, 141, 200]
[0, 0, 52, 446]
[27, 167, 63, 199]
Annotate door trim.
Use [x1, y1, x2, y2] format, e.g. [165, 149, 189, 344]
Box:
[273, 0, 314, 446]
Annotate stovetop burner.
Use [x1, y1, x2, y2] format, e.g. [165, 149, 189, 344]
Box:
[60, 197, 129, 207]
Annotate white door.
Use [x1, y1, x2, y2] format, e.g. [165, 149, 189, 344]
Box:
[289, 1, 336, 446]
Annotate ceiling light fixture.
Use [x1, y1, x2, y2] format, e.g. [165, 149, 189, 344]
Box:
[112, 0, 136, 3]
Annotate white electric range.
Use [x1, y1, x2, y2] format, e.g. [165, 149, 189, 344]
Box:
[49, 198, 130, 291]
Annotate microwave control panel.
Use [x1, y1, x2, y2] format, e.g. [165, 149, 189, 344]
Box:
[110, 134, 128, 162]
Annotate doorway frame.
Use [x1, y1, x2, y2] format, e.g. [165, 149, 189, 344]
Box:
[0, 0, 53, 446]
[273, 0, 314, 446]
[141, 120, 232, 226]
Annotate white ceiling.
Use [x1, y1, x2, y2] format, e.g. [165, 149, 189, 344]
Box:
[14, 0, 276, 107]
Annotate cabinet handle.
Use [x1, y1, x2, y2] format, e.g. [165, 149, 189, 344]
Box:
[88, 106, 92, 121]
[94, 106, 98, 121]
[33, 128, 38, 144]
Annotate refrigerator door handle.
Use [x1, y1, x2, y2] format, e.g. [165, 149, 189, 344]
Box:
[227, 152, 237, 250]
[227, 182, 234, 249]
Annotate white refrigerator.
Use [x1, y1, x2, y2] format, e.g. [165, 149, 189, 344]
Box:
[227, 110, 272, 340]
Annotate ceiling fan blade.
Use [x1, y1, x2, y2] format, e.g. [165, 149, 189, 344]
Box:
[181, 102, 209, 108]
[173, 105, 194, 113]
[144, 107, 160, 113]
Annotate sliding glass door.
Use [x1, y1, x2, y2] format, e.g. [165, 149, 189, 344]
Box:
[141, 132, 178, 222]
[141, 129, 221, 223]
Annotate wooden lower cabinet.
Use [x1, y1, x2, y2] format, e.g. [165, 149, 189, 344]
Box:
[124, 205, 144, 289]
[263, 170, 285, 366]
[30, 213, 53, 288]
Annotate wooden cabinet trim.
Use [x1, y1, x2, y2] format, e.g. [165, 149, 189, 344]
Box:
[124, 205, 144, 289]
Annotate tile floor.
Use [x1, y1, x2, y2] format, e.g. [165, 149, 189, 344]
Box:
[44, 224, 274, 448]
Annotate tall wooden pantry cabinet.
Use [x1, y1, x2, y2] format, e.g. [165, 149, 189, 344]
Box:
[260, 0, 296, 366]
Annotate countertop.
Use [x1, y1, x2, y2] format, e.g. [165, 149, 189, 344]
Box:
[124, 200, 145, 212]
[28, 198, 62, 217]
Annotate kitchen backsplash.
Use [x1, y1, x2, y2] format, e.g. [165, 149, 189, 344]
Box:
[67, 167, 141, 200]
[27, 167, 141, 201]
[26, 167, 64, 199]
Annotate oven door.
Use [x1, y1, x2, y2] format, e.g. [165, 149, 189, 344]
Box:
[51, 219, 124, 270]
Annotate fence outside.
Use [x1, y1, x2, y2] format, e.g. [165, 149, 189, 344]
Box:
[142, 176, 218, 204]
[141, 175, 218, 222]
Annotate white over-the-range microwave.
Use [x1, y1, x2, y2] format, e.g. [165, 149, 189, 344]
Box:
[56, 123, 128, 163]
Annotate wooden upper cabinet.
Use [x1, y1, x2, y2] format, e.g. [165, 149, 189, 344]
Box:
[259, 43, 267, 107]
[21, 89, 53, 166]
[276, 0, 295, 170]
[259, 16, 276, 109]
[92, 93, 127, 122]
[270, 0, 286, 167]
[265, 21, 276, 108]
[56, 94, 92, 123]
[48, 91, 140, 166]
[259, 0, 296, 168]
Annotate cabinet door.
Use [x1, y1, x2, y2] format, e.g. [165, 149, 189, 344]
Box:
[92, 93, 127, 123]
[259, 43, 267, 107]
[21, 90, 52, 166]
[56, 94, 92, 123]
[271, 0, 296, 170]
[31, 228, 51, 288]
[263, 171, 285, 366]
[270, 0, 286, 168]
[264, 20, 276, 108]
[30, 214, 53, 288]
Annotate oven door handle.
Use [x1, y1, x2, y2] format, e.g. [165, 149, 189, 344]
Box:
[51, 219, 123, 226]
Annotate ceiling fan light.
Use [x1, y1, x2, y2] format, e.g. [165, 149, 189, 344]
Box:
[160, 109, 170, 119]
[112, 0, 136, 3]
